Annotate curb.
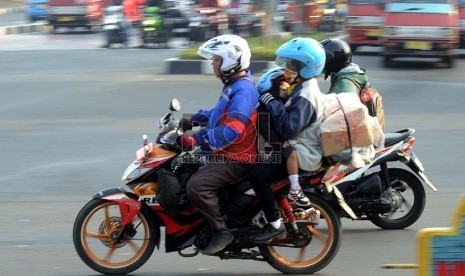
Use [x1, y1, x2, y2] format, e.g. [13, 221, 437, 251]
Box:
[0, 21, 47, 36]
[164, 58, 276, 75]
[0, 6, 24, 15]
[0, 5, 47, 36]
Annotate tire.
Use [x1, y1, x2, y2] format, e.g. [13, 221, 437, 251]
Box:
[369, 168, 426, 229]
[73, 198, 158, 275]
[259, 195, 342, 274]
[383, 55, 392, 67]
[443, 56, 456, 68]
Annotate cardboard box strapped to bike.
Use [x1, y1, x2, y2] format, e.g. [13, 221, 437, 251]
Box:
[320, 92, 384, 162]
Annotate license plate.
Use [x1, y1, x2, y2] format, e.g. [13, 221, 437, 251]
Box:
[57, 16, 75, 22]
[366, 29, 381, 37]
[404, 41, 432, 50]
[410, 153, 424, 172]
[103, 25, 118, 30]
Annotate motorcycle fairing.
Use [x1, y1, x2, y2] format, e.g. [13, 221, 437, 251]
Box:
[93, 187, 142, 226]
[122, 146, 177, 181]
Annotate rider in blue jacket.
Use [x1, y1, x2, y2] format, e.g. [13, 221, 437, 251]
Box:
[178, 34, 259, 255]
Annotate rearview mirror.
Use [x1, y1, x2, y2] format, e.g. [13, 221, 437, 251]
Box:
[170, 98, 181, 111]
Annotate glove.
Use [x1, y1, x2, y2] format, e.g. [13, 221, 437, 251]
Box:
[193, 129, 212, 153]
[179, 117, 193, 131]
[259, 92, 275, 106]
[178, 134, 196, 150]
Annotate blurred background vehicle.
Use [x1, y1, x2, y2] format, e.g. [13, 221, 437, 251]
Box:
[25, 0, 49, 22]
[318, 0, 346, 32]
[47, 0, 112, 31]
[276, 0, 293, 32]
[181, 9, 213, 42]
[193, 0, 228, 36]
[459, 0, 465, 48]
[139, 6, 168, 47]
[345, 0, 384, 53]
[227, 6, 261, 37]
[276, 0, 322, 32]
[381, 0, 459, 68]
[102, 5, 128, 48]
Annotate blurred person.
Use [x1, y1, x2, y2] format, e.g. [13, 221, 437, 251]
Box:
[257, 65, 312, 207]
[249, 37, 326, 244]
[101, 5, 130, 48]
[177, 34, 259, 255]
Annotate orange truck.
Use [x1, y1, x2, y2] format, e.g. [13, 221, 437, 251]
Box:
[460, 0, 465, 47]
[345, 0, 384, 53]
[381, 0, 459, 67]
[47, 0, 112, 30]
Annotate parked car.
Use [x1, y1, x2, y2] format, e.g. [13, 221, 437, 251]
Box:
[26, 0, 49, 22]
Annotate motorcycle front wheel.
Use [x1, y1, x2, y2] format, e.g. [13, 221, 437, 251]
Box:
[259, 194, 342, 274]
[369, 168, 426, 229]
[73, 198, 158, 275]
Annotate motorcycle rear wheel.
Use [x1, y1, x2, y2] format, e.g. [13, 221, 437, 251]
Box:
[369, 168, 426, 229]
[259, 194, 342, 274]
[73, 198, 158, 275]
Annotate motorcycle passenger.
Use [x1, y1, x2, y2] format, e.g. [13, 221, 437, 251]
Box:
[178, 34, 259, 255]
[249, 37, 326, 244]
[257, 66, 312, 207]
[321, 38, 368, 94]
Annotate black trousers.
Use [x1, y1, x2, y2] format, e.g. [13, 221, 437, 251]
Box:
[248, 158, 288, 223]
[186, 162, 251, 231]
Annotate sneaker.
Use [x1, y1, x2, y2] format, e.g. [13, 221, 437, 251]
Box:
[201, 229, 234, 255]
[250, 223, 286, 244]
[288, 188, 311, 207]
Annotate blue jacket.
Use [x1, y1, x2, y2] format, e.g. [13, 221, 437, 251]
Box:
[262, 78, 325, 171]
[191, 71, 259, 164]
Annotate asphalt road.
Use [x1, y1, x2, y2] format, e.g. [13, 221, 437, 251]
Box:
[1, 33, 465, 276]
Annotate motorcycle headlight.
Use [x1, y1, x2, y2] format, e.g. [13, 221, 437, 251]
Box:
[142, 19, 156, 26]
[323, 8, 335, 15]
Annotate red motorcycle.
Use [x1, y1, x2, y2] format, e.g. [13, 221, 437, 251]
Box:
[72, 99, 342, 275]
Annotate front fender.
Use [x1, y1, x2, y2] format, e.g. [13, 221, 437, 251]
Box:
[93, 187, 142, 226]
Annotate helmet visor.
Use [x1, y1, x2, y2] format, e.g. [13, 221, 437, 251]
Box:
[197, 49, 216, 60]
[275, 57, 301, 72]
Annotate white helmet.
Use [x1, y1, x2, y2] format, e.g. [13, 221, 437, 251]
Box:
[197, 34, 251, 76]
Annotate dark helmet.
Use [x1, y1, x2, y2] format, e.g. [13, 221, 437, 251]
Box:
[321, 38, 352, 79]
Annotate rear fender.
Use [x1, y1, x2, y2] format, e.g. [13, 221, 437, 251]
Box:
[93, 187, 142, 226]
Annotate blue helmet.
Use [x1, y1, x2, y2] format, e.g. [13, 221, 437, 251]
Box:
[275, 37, 326, 79]
[257, 67, 285, 94]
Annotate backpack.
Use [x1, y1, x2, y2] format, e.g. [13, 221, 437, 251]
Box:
[338, 77, 385, 130]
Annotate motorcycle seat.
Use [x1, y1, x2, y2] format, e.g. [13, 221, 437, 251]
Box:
[383, 129, 415, 147]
